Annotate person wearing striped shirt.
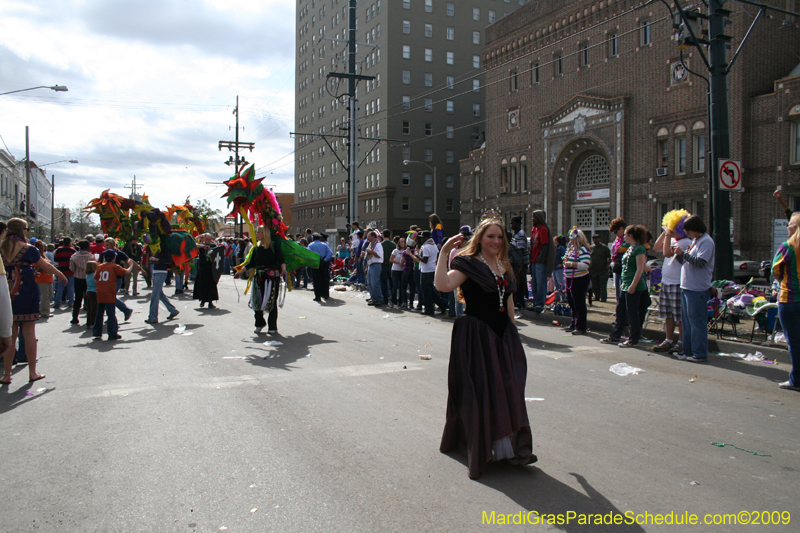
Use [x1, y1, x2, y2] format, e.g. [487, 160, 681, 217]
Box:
[771, 211, 800, 391]
[563, 228, 591, 335]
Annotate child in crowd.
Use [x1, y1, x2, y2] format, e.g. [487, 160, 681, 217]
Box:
[92, 250, 132, 340]
[85, 261, 98, 328]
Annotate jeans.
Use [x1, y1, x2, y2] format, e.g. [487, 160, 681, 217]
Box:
[72, 278, 87, 321]
[681, 288, 710, 360]
[611, 290, 648, 343]
[400, 270, 415, 307]
[367, 263, 384, 302]
[54, 274, 74, 307]
[380, 266, 392, 303]
[778, 302, 800, 386]
[356, 259, 366, 285]
[552, 268, 565, 301]
[390, 270, 403, 305]
[448, 290, 456, 316]
[176, 272, 184, 291]
[613, 273, 622, 299]
[93, 302, 118, 337]
[531, 263, 547, 309]
[419, 272, 445, 314]
[566, 275, 591, 332]
[149, 269, 178, 321]
[413, 268, 422, 308]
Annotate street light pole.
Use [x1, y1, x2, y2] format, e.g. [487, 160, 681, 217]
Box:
[0, 85, 68, 96]
[25, 126, 30, 224]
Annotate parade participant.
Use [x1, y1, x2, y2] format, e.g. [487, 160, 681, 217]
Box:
[653, 210, 692, 355]
[674, 215, 715, 362]
[145, 247, 180, 324]
[194, 233, 220, 308]
[435, 217, 535, 479]
[85, 261, 98, 328]
[308, 232, 333, 302]
[1, 218, 67, 384]
[69, 240, 94, 324]
[563, 228, 592, 335]
[530, 210, 555, 313]
[242, 225, 287, 335]
[93, 250, 133, 341]
[122, 236, 143, 296]
[772, 211, 800, 390]
[53, 237, 76, 309]
[601, 225, 649, 347]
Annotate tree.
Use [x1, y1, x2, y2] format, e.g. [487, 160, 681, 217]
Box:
[194, 199, 224, 234]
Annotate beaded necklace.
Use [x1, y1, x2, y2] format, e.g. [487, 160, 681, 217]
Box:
[478, 253, 509, 312]
[9, 235, 26, 243]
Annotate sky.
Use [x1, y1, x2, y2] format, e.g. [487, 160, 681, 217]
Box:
[0, 0, 297, 218]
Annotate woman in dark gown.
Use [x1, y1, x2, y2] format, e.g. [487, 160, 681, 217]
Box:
[241, 225, 286, 335]
[193, 234, 219, 308]
[435, 218, 536, 479]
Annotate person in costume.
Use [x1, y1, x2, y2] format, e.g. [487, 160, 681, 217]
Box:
[193, 233, 220, 308]
[653, 210, 692, 355]
[1, 218, 67, 384]
[434, 217, 536, 479]
[242, 225, 286, 335]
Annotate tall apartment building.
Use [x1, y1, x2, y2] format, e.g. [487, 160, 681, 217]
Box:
[294, 0, 530, 237]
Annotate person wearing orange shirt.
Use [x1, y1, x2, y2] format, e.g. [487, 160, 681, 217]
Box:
[92, 250, 132, 341]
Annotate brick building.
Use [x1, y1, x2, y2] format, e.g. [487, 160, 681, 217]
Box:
[460, 0, 800, 260]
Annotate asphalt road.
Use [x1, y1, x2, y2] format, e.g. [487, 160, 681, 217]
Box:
[1, 276, 799, 532]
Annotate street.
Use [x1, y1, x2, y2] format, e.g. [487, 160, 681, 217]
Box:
[1, 276, 799, 532]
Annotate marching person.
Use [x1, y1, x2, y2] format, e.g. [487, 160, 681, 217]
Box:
[242, 225, 287, 335]
[194, 233, 220, 308]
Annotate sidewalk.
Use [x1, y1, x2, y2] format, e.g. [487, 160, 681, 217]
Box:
[523, 293, 792, 365]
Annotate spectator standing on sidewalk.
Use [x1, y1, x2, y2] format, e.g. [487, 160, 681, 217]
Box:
[652, 210, 692, 355]
[563, 228, 592, 335]
[772, 211, 800, 391]
[380, 229, 395, 305]
[609, 218, 628, 299]
[509, 216, 529, 315]
[308, 233, 333, 302]
[673, 215, 715, 362]
[365, 230, 385, 306]
[417, 230, 447, 315]
[529, 210, 555, 313]
[588, 234, 611, 304]
[69, 240, 94, 324]
[53, 237, 76, 309]
[92, 250, 132, 341]
[33, 241, 54, 318]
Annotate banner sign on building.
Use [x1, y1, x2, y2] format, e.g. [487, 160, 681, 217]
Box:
[576, 188, 610, 201]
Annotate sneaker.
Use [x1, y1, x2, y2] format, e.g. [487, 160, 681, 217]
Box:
[653, 340, 674, 352]
[267, 329, 278, 334]
[571, 330, 585, 336]
[674, 353, 688, 360]
[167, 311, 179, 320]
[254, 327, 264, 334]
[124, 310, 133, 322]
[108, 334, 122, 341]
[618, 340, 638, 348]
[92, 334, 102, 340]
[70, 319, 79, 324]
[686, 356, 708, 363]
[667, 342, 684, 355]
[144, 319, 158, 324]
[599, 337, 620, 344]
[778, 381, 800, 391]
[563, 326, 575, 332]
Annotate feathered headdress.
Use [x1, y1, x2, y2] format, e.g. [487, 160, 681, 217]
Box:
[662, 209, 691, 239]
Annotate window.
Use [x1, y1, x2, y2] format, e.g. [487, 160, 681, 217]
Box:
[402, 197, 410, 211]
[446, 174, 454, 188]
[424, 173, 433, 187]
[403, 0, 410, 9]
[473, 31, 480, 45]
[424, 198, 433, 212]
[489, 10, 496, 23]
[402, 172, 410, 186]
[675, 137, 687, 174]
[403, 121, 410, 135]
[640, 20, 651, 46]
[403, 20, 410, 34]
[446, 101, 454, 114]
[554, 52, 563, 76]
[425, 123, 432, 136]
[608, 33, 619, 57]
[376, 24, 381, 38]
[446, 150, 454, 163]
[473, 7, 480, 20]
[403, 45, 411, 59]
[424, 148, 433, 162]
[532, 62, 540, 83]
[658, 139, 669, 166]
[425, 0, 433, 13]
[446, 198, 454, 213]
[402, 70, 410, 84]
[446, 3, 454, 16]
[473, 79, 480, 92]
[579, 41, 589, 67]
[402, 146, 410, 160]
[446, 125, 454, 138]
[694, 134, 706, 173]
[446, 27, 454, 40]
[402, 96, 410, 110]
[520, 161, 528, 191]
[474, 170, 481, 198]
[510, 69, 518, 91]
[446, 51, 454, 65]
[424, 98, 433, 111]
[473, 55, 480, 68]
[425, 48, 432, 62]
[425, 73, 433, 86]
[425, 24, 433, 38]
[472, 103, 481, 117]
[792, 121, 800, 164]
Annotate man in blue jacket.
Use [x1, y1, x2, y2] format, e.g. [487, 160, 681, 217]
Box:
[308, 233, 333, 302]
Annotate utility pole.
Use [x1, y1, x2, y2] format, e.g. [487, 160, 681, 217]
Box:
[25, 126, 30, 224]
[51, 174, 55, 242]
[124, 175, 144, 200]
[219, 95, 254, 238]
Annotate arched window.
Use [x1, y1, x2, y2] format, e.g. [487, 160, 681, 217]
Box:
[575, 155, 610, 189]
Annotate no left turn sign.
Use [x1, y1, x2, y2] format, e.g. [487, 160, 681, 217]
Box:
[718, 159, 742, 191]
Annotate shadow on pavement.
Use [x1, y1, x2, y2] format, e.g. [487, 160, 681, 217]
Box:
[0, 385, 57, 416]
[243, 332, 338, 371]
[517, 331, 573, 353]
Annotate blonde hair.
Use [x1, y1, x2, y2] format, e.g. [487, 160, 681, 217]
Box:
[0, 218, 26, 260]
[257, 225, 272, 249]
[457, 218, 511, 273]
[85, 261, 98, 275]
[789, 212, 800, 253]
[570, 229, 590, 250]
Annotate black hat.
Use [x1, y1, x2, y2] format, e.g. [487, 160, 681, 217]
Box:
[319, 232, 329, 239]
